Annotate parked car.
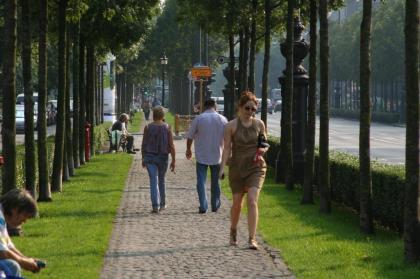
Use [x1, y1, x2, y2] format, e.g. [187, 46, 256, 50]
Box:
[255, 98, 274, 114]
[47, 101, 57, 125]
[274, 99, 282, 112]
[211, 96, 224, 115]
[15, 104, 38, 132]
[16, 93, 38, 105]
[267, 99, 274, 114]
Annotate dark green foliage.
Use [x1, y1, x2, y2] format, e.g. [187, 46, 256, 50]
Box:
[329, 108, 400, 123]
[330, 0, 404, 82]
[266, 137, 406, 232]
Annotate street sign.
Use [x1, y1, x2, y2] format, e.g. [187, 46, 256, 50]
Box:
[191, 66, 212, 78]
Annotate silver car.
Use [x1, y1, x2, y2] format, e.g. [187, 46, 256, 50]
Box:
[16, 105, 38, 132]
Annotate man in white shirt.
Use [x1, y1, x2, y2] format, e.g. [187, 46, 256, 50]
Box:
[0, 189, 43, 277]
[186, 99, 228, 213]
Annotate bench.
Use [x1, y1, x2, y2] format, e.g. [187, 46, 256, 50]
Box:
[107, 129, 127, 152]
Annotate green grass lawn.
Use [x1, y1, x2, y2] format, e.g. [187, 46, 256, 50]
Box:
[14, 153, 133, 279]
[164, 111, 175, 128]
[128, 112, 142, 133]
[221, 169, 420, 279]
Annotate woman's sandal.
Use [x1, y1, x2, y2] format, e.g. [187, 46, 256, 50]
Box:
[230, 228, 238, 246]
[248, 237, 258, 250]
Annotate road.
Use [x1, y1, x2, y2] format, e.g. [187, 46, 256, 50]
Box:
[265, 112, 405, 165]
[0, 114, 406, 164]
[0, 123, 56, 148]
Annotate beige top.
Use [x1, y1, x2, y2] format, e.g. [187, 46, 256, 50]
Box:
[229, 118, 266, 176]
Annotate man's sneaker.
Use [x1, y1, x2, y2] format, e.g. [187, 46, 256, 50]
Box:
[151, 208, 159, 214]
[127, 150, 136, 154]
[198, 208, 207, 214]
[159, 205, 167, 211]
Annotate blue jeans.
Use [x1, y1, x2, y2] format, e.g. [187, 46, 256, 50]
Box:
[144, 153, 169, 209]
[0, 259, 21, 278]
[196, 162, 221, 212]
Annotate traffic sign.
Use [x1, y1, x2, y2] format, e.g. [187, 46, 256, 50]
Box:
[191, 66, 212, 78]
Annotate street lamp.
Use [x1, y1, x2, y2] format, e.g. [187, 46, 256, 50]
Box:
[160, 52, 168, 107]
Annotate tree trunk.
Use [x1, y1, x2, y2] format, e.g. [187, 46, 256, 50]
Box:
[2, 0, 17, 194]
[86, 45, 95, 157]
[319, 0, 331, 213]
[261, 0, 271, 128]
[20, 0, 36, 197]
[359, 0, 374, 234]
[302, 0, 317, 204]
[238, 30, 244, 95]
[248, 0, 257, 93]
[283, 0, 294, 191]
[65, 30, 74, 177]
[242, 25, 250, 92]
[37, 0, 51, 201]
[404, 0, 420, 263]
[228, 33, 236, 120]
[51, 0, 67, 192]
[72, 22, 80, 168]
[79, 36, 86, 165]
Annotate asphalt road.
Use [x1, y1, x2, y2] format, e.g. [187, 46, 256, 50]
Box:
[0, 113, 406, 165]
[0, 123, 56, 147]
[265, 112, 405, 165]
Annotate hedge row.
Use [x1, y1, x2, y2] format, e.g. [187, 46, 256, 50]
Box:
[329, 108, 401, 124]
[0, 122, 112, 191]
[266, 137, 405, 232]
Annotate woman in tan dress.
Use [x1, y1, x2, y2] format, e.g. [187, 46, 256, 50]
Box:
[219, 92, 268, 249]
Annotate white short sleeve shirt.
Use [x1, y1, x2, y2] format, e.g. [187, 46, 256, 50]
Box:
[186, 110, 228, 165]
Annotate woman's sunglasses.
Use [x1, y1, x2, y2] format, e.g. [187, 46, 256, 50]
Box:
[245, 106, 257, 112]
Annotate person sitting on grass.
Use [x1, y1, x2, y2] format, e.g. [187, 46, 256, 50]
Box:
[0, 189, 44, 277]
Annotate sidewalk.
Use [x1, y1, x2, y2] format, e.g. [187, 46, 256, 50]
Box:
[101, 119, 294, 279]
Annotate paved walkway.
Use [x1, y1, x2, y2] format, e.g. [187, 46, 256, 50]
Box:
[101, 120, 294, 279]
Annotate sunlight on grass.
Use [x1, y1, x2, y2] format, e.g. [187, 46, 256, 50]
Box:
[221, 169, 420, 279]
[14, 153, 133, 279]
[128, 112, 142, 133]
[164, 111, 175, 128]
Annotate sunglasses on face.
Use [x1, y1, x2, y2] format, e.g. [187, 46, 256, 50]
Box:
[245, 106, 257, 112]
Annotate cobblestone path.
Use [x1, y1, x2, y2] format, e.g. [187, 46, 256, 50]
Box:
[101, 120, 294, 279]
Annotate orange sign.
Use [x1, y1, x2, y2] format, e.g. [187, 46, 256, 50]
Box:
[191, 66, 212, 78]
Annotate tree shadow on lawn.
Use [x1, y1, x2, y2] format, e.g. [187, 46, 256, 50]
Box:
[260, 178, 420, 278]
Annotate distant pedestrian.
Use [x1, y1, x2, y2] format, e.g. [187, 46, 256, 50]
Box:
[186, 99, 228, 214]
[152, 98, 161, 108]
[142, 101, 151, 121]
[219, 92, 269, 250]
[0, 189, 45, 277]
[141, 106, 176, 213]
[112, 113, 136, 154]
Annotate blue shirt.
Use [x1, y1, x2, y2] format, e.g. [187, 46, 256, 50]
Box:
[186, 109, 227, 165]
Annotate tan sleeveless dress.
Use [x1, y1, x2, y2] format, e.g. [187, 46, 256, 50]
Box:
[228, 118, 267, 193]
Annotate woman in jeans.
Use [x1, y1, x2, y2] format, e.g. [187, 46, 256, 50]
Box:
[141, 106, 176, 213]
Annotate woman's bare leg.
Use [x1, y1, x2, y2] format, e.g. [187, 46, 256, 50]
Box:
[231, 192, 245, 230]
[247, 187, 261, 240]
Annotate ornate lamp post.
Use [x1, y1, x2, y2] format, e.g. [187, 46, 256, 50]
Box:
[279, 17, 310, 183]
[160, 52, 168, 107]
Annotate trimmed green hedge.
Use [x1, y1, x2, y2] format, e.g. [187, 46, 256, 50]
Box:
[329, 108, 401, 124]
[266, 137, 405, 232]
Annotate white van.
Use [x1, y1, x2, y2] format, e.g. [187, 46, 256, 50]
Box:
[16, 93, 39, 105]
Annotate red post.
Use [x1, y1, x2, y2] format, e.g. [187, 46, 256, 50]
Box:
[85, 122, 91, 162]
[0, 156, 4, 167]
